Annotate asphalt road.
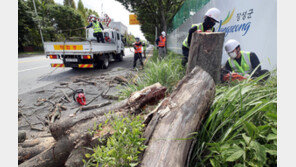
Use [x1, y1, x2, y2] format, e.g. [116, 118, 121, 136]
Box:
[18, 48, 138, 95]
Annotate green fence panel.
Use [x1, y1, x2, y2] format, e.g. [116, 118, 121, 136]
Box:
[168, 0, 211, 33]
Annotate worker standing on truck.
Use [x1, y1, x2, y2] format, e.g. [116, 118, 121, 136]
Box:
[143, 42, 147, 59]
[155, 31, 167, 59]
[181, 8, 221, 66]
[85, 15, 105, 43]
[223, 39, 270, 79]
[133, 37, 144, 69]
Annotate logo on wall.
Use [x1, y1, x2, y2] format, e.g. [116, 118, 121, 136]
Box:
[218, 9, 254, 36]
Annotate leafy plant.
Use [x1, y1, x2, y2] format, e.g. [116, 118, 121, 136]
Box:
[189, 71, 277, 167]
[83, 115, 146, 167]
[119, 49, 185, 99]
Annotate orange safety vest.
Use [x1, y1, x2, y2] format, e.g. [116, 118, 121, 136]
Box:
[134, 42, 142, 53]
[158, 36, 166, 47]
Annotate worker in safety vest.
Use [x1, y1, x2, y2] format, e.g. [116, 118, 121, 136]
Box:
[85, 15, 105, 43]
[133, 37, 144, 69]
[181, 8, 221, 66]
[223, 39, 269, 79]
[143, 42, 147, 58]
[155, 31, 167, 59]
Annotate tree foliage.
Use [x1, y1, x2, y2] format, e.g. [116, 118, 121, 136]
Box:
[18, 0, 37, 51]
[115, 0, 185, 43]
[18, 0, 97, 51]
[63, 0, 76, 9]
[77, 0, 86, 18]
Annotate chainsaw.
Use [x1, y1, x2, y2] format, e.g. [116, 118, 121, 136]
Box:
[223, 72, 247, 82]
[73, 89, 86, 105]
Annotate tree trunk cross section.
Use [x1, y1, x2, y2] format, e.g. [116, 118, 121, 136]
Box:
[186, 32, 225, 84]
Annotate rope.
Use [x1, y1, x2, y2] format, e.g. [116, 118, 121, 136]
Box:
[57, 27, 85, 33]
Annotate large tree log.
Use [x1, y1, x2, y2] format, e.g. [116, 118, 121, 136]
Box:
[64, 133, 111, 167]
[18, 137, 55, 164]
[140, 66, 216, 167]
[49, 83, 166, 141]
[19, 133, 91, 167]
[19, 83, 167, 167]
[186, 32, 225, 83]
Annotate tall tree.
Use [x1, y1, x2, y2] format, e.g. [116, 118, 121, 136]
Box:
[77, 0, 85, 14]
[18, 0, 36, 51]
[63, 0, 76, 9]
[77, 0, 87, 21]
[115, 0, 185, 43]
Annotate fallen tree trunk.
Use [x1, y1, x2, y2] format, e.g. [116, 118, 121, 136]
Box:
[18, 137, 55, 164]
[186, 32, 225, 84]
[140, 66, 216, 167]
[19, 83, 167, 167]
[18, 131, 26, 143]
[64, 133, 111, 167]
[19, 133, 88, 167]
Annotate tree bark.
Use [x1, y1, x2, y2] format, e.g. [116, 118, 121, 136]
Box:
[18, 137, 55, 164]
[186, 32, 225, 84]
[64, 134, 111, 167]
[19, 83, 167, 167]
[18, 131, 26, 143]
[140, 66, 216, 167]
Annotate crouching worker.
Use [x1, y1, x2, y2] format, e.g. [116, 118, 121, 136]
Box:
[85, 15, 105, 43]
[223, 39, 270, 81]
[133, 37, 144, 69]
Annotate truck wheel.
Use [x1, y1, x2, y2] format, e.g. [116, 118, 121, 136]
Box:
[117, 52, 123, 62]
[102, 57, 109, 69]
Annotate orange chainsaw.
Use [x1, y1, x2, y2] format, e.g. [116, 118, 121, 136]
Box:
[222, 72, 247, 82]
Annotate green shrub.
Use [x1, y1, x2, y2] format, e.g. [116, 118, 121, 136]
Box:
[119, 49, 185, 99]
[189, 72, 277, 167]
[83, 115, 146, 167]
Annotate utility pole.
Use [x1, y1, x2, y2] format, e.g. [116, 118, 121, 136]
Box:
[32, 0, 44, 49]
[155, 26, 157, 47]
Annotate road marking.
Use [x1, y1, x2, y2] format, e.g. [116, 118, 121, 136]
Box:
[18, 65, 49, 73]
[18, 58, 47, 63]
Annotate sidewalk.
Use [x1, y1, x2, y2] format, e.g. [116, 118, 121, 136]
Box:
[18, 52, 44, 58]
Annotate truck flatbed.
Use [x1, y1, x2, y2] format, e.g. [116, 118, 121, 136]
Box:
[44, 41, 118, 56]
[44, 29, 125, 69]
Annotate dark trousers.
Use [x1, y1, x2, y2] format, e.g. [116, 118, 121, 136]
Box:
[93, 32, 104, 43]
[252, 69, 270, 81]
[143, 50, 146, 58]
[182, 45, 189, 66]
[133, 53, 143, 68]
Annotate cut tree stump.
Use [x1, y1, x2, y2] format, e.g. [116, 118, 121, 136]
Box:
[186, 32, 225, 84]
[140, 66, 216, 167]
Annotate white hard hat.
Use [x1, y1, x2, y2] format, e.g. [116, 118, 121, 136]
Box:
[205, 8, 221, 22]
[225, 39, 240, 53]
[161, 31, 166, 36]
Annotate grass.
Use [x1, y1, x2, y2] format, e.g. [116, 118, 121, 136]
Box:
[89, 48, 277, 166]
[189, 72, 277, 167]
[119, 49, 185, 99]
